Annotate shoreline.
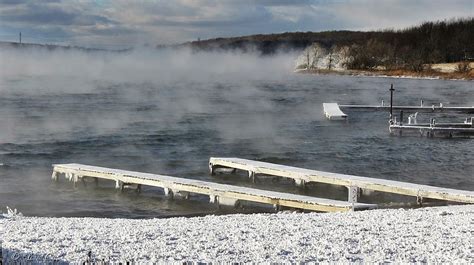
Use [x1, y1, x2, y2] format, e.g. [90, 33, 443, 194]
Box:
[1, 205, 473, 263]
[295, 68, 474, 81]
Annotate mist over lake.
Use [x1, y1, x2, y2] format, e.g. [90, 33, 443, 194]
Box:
[0, 47, 473, 218]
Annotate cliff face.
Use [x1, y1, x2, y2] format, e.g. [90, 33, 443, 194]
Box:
[294, 43, 351, 71]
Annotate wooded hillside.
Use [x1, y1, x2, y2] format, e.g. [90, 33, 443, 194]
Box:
[184, 18, 474, 70]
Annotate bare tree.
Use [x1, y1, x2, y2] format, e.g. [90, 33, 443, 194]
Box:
[327, 52, 333, 70]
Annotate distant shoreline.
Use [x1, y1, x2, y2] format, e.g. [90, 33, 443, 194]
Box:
[295, 66, 474, 81]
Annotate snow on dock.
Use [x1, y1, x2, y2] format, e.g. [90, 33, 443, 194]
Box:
[209, 157, 474, 204]
[51, 164, 375, 212]
[323, 101, 474, 120]
[322, 103, 347, 120]
[339, 103, 474, 113]
[389, 117, 474, 138]
[1, 205, 472, 263]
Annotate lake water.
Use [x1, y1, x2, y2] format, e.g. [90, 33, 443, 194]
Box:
[0, 49, 472, 217]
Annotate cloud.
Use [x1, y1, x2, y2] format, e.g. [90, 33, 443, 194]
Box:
[0, 4, 109, 26]
[320, 0, 474, 31]
[0, 0, 472, 48]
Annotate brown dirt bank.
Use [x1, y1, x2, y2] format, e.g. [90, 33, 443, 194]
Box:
[296, 68, 474, 81]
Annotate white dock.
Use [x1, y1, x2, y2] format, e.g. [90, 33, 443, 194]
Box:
[323, 102, 474, 120]
[323, 103, 347, 120]
[52, 164, 376, 212]
[339, 104, 474, 113]
[209, 157, 474, 204]
[389, 124, 474, 138]
[389, 117, 474, 138]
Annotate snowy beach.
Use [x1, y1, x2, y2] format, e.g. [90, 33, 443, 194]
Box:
[1, 205, 473, 263]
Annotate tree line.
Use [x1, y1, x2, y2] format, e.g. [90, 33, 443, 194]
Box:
[186, 18, 473, 71]
[345, 18, 473, 71]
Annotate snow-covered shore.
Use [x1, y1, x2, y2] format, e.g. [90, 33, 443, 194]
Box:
[295, 68, 474, 81]
[1, 205, 473, 263]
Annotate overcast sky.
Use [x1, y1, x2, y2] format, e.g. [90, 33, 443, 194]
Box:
[0, 0, 472, 49]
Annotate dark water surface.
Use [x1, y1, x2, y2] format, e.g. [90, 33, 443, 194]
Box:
[1, 71, 473, 217]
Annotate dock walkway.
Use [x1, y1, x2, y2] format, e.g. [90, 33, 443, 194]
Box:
[322, 102, 474, 120]
[209, 157, 474, 204]
[52, 164, 375, 212]
[339, 104, 474, 113]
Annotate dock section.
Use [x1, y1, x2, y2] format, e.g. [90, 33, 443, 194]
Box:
[389, 124, 474, 138]
[323, 101, 474, 120]
[323, 103, 347, 120]
[52, 163, 375, 212]
[209, 157, 474, 204]
[389, 117, 474, 138]
[339, 104, 474, 113]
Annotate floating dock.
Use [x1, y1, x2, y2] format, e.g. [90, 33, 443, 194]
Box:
[389, 124, 474, 138]
[323, 103, 347, 120]
[339, 103, 474, 113]
[322, 102, 474, 120]
[52, 164, 376, 212]
[209, 157, 474, 204]
[389, 117, 474, 138]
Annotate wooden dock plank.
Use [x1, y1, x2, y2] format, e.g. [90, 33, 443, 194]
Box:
[52, 164, 376, 212]
[209, 157, 474, 204]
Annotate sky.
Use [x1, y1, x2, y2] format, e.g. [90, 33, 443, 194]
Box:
[0, 0, 472, 49]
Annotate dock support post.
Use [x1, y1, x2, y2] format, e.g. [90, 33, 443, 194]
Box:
[348, 186, 359, 203]
[273, 204, 281, 212]
[72, 174, 79, 188]
[209, 194, 217, 204]
[51, 171, 58, 181]
[209, 163, 215, 175]
[68, 173, 79, 188]
[115, 180, 124, 190]
[248, 171, 255, 183]
[417, 191, 423, 206]
[164, 187, 174, 198]
[389, 84, 395, 123]
[295, 179, 306, 188]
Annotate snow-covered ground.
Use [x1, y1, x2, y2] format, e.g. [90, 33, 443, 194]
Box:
[1, 205, 473, 263]
[431, 62, 474, 73]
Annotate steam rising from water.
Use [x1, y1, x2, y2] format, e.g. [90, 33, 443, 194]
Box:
[0, 46, 472, 217]
[0, 47, 299, 146]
